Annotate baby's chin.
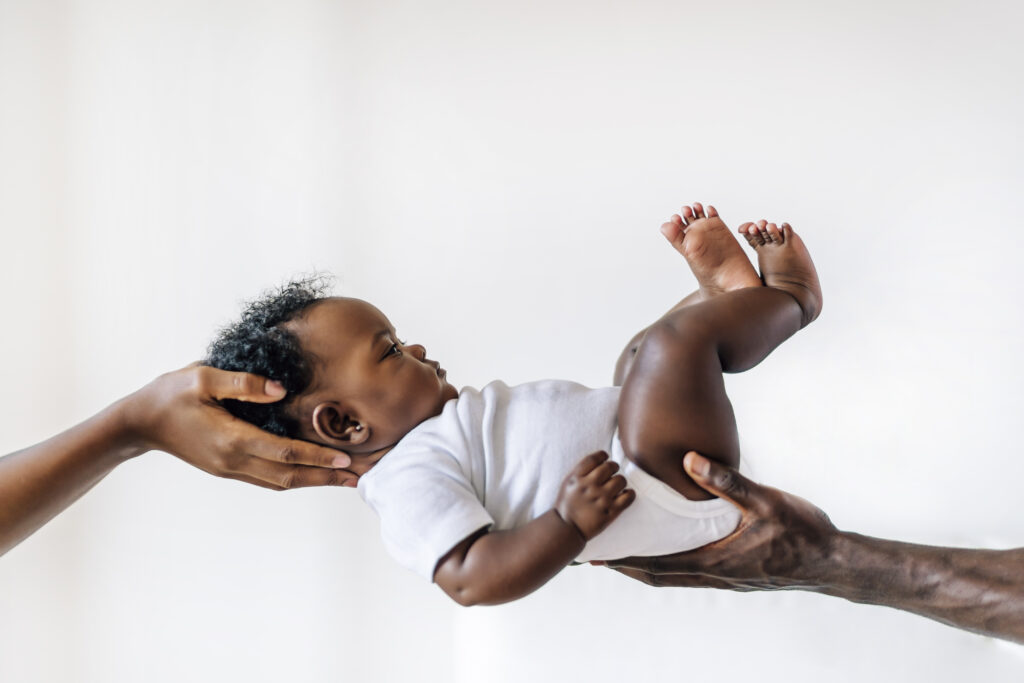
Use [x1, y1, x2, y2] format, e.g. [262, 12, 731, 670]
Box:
[441, 382, 459, 403]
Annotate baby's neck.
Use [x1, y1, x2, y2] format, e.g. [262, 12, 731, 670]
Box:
[337, 443, 393, 477]
[347, 390, 460, 477]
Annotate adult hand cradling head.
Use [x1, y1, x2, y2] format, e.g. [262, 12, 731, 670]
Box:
[122, 364, 359, 490]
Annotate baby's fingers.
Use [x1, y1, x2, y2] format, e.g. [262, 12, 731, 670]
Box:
[585, 459, 619, 484]
[601, 473, 628, 497]
[611, 488, 636, 514]
[572, 450, 610, 476]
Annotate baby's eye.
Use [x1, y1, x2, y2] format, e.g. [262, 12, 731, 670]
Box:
[382, 337, 407, 359]
[385, 339, 405, 360]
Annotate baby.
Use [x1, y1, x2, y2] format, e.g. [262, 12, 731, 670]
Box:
[206, 203, 822, 605]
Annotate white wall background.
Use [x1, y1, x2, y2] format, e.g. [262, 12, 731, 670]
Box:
[2, 0, 1023, 680]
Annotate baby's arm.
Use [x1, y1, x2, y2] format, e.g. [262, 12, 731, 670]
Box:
[433, 451, 635, 606]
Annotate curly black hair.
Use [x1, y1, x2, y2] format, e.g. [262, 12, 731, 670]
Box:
[204, 275, 333, 437]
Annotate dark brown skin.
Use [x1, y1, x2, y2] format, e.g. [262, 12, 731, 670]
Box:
[604, 452, 1024, 645]
[608, 205, 1024, 643]
[279, 297, 459, 474]
[617, 204, 820, 500]
[0, 364, 357, 557]
[12, 203, 1017, 641]
[434, 451, 635, 606]
[433, 202, 818, 604]
[254, 296, 639, 607]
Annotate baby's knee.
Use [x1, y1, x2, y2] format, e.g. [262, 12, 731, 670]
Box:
[641, 315, 716, 363]
[613, 328, 649, 387]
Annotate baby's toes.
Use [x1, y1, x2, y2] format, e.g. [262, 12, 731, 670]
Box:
[680, 205, 695, 226]
[755, 220, 771, 245]
[747, 221, 767, 246]
[692, 202, 706, 219]
[738, 222, 761, 248]
[765, 222, 783, 244]
[660, 220, 684, 247]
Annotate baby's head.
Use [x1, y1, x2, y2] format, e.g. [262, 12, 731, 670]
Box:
[205, 277, 458, 470]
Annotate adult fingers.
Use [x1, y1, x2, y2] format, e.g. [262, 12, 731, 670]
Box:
[609, 566, 741, 590]
[228, 471, 287, 492]
[658, 574, 736, 589]
[607, 566, 658, 586]
[226, 456, 357, 490]
[682, 452, 771, 516]
[603, 553, 664, 574]
[197, 366, 288, 404]
[230, 420, 351, 469]
[606, 564, 734, 589]
[607, 537, 746, 575]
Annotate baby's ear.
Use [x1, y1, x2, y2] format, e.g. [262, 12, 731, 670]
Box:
[311, 402, 370, 447]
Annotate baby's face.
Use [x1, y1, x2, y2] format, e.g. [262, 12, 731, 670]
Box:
[286, 297, 458, 459]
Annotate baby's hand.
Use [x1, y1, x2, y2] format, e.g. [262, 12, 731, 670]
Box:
[555, 451, 636, 541]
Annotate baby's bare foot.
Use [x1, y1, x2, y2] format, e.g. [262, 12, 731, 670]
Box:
[738, 220, 823, 327]
[661, 202, 761, 300]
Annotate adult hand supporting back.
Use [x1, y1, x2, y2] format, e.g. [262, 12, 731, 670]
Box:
[1, 364, 355, 557]
[605, 452, 1024, 644]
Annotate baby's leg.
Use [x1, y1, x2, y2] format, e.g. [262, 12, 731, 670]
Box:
[613, 203, 761, 386]
[618, 219, 821, 500]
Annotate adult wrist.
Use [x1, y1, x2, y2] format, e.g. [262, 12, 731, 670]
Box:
[809, 531, 893, 601]
[763, 526, 850, 592]
[105, 394, 152, 462]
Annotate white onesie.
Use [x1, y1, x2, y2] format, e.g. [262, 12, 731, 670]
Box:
[357, 380, 741, 581]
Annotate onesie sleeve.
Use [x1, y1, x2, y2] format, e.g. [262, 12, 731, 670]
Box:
[358, 446, 494, 582]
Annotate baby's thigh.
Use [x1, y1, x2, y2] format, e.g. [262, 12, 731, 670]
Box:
[617, 320, 739, 500]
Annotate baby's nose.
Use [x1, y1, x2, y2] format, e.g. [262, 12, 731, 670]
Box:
[407, 343, 426, 360]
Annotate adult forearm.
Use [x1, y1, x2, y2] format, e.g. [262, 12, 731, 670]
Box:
[444, 510, 585, 606]
[0, 399, 142, 556]
[815, 532, 1024, 643]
